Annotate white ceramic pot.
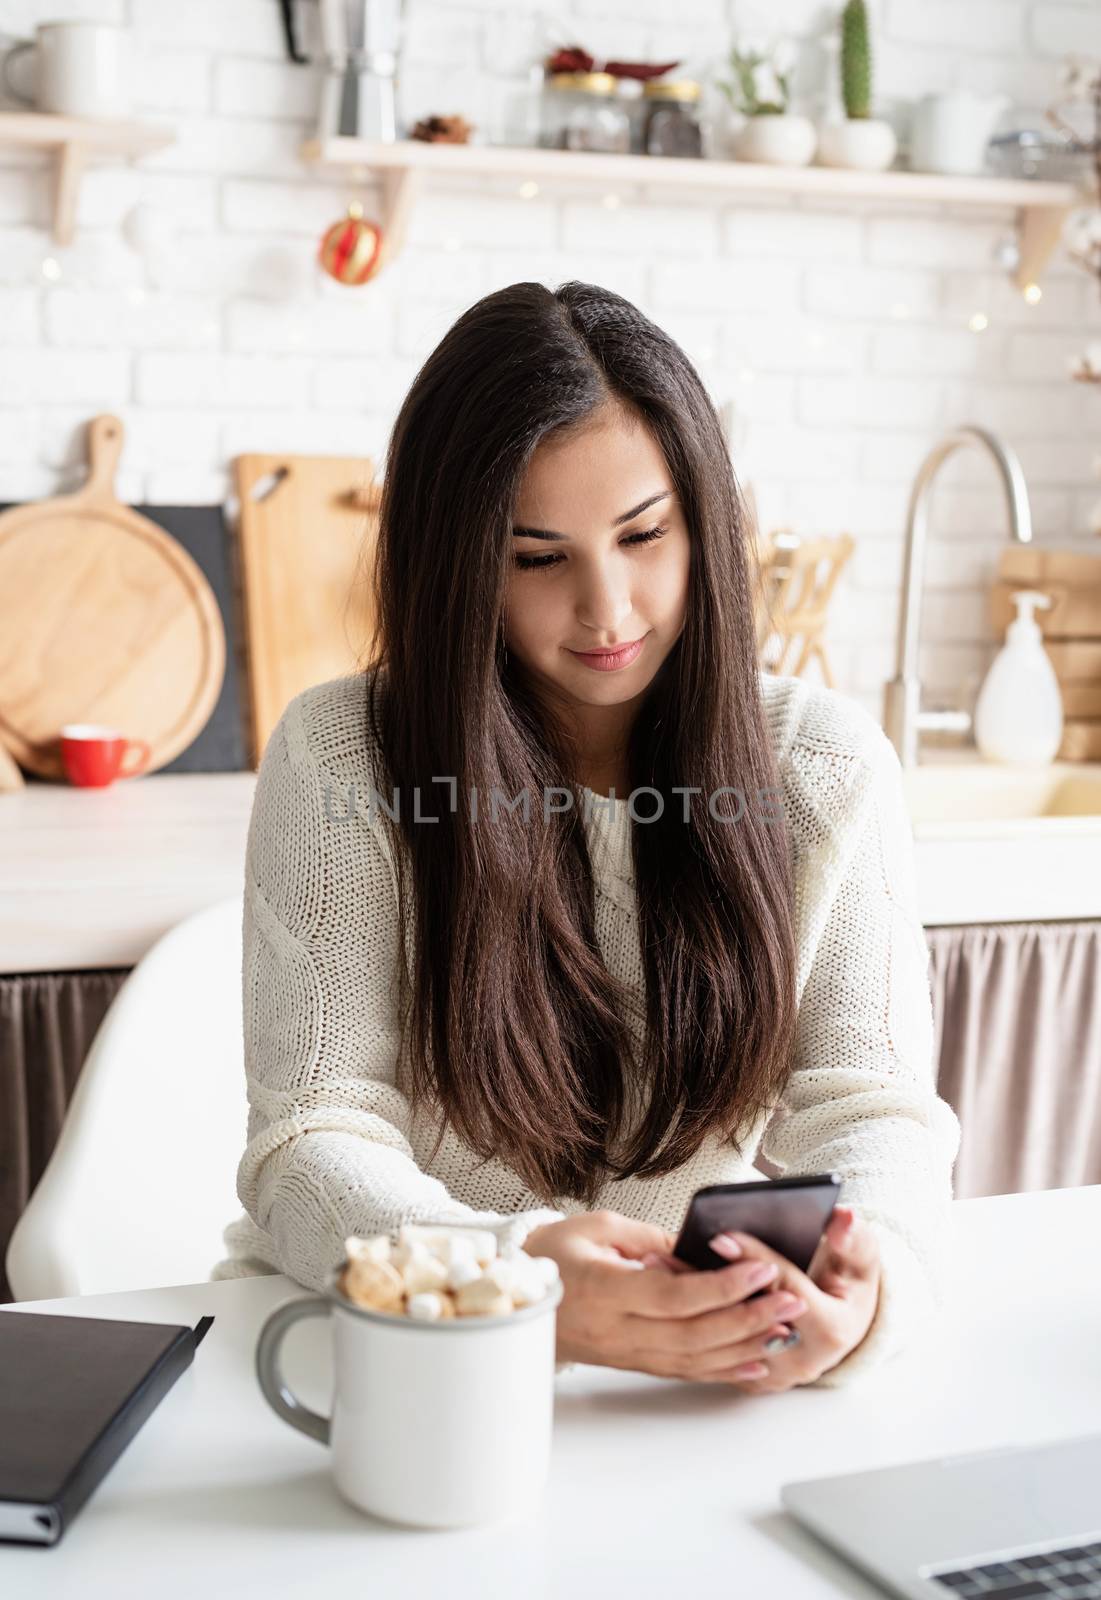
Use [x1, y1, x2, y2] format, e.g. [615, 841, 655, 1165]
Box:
[909, 91, 1010, 176]
[734, 113, 817, 167]
[816, 118, 897, 172]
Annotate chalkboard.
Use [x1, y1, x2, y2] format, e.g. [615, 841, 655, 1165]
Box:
[140, 505, 250, 774]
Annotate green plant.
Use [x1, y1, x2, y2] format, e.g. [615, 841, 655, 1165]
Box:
[719, 40, 793, 117]
[841, 0, 871, 120]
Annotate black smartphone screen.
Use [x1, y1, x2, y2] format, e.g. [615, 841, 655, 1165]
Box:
[671, 1174, 842, 1283]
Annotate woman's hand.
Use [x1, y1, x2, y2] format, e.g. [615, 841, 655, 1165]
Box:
[638, 1205, 882, 1391]
[521, 1209, 847, 1381]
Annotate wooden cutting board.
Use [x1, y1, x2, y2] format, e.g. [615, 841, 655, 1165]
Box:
[990, 580, 1096, 638]
[992, 547, 1101, 639]
[0, 416, 225, 780]
[1046, 641, 1101, 681]
[232, 452, 382, 765]
[1058, 721, 1101, 761]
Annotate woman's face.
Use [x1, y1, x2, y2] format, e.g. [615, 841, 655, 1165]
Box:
[504, 405, 691, 731]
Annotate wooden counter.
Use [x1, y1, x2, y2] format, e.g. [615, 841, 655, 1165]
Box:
[0, 773, 257, 974]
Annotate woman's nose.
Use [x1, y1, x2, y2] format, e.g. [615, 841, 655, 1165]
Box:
[575, 565, 633, 633]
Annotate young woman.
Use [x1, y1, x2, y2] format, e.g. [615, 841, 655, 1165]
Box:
[213, 280, 961, 1393]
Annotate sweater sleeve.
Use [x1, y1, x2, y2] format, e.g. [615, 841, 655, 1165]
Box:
[757, 730, 961, 1388]
[226, 695, 566, 1295]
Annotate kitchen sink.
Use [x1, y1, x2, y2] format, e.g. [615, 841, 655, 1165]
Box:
[898, 751, 1101, 925]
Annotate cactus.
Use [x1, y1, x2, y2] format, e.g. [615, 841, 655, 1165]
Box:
[841, 0, 871, 120]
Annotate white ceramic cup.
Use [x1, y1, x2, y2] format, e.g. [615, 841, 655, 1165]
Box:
[256, 1260, 564, 1529]
[2, 23, 132, 119]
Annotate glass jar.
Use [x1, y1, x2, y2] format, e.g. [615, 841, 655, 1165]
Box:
[614, 76, 647, 154]
[540, 71, 630, 153]
[642, 79, 703, 158]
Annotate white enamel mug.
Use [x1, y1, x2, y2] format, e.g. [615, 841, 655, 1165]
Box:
[2, 23, 132, 119]
[256, 1262, 564, 1528]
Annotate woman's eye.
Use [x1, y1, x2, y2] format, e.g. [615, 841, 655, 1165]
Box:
[513, 523, 669, 572]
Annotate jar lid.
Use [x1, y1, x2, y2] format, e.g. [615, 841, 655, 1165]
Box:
[547, 71, 617, 95]
[643, 79, 702, 101]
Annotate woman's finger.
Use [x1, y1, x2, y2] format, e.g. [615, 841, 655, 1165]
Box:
[713, 1338, 815, 1388]
[730, 1362, 771, 1383]
[632, 1282, 809, 1366]
[707, 1229, 826, 1309]
[619, 1253, 788, 1322]
[812, 1211, 881, 1297]
[643, 1317, 804, 1379]
[640, 1250, 691, 1272]
[831, 1210, 879, 1274]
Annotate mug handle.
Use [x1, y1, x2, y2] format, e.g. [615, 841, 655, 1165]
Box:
[119, 738, 152, 777]
[1, 42, 36, 107]
[255, 1295, 332, 1446]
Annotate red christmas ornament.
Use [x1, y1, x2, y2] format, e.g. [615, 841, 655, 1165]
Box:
[319, 202, 384, 286]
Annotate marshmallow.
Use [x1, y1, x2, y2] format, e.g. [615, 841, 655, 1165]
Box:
[506, 1258, 553, 1308]
[480, 1257, 518, 1295]
[527, 1254, 561, 1288]
[344, 1233, 392, 1265]
[338, 1231, 558, 1320]
[397, 1224, 499, 1267]
[444, 1252, 483, 1292]
[454, 1277, 515, 1318]
[397, 1245, 451, 1297]
[339, 1256, 405, 1312]
[406, 1291, 457, 1321]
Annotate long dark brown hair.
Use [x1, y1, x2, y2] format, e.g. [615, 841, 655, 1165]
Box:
[363, 280, 797, 1208]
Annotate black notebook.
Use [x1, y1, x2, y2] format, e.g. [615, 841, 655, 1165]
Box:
[0, 1309, 214, 1547]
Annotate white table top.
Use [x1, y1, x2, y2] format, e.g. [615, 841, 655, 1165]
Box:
[3, 1184, 1100, 1598]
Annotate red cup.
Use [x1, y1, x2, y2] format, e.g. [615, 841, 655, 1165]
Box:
[60, 724, 152, 788]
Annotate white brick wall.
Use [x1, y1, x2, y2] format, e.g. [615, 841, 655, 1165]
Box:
[0, 0, 1099, 721]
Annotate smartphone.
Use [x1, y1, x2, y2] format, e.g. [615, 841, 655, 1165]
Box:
[671, 1173, 842, 1294]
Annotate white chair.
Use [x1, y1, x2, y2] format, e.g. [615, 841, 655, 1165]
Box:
[6, 897, 247, 1302]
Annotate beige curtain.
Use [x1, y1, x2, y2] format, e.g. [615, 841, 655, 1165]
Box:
[0, 969, 129, 1303]
[927, 921, 1101, 1199]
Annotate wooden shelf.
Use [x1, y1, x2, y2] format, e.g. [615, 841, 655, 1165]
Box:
[302, 135, 1082, 288]
[0, 112, 174, 246]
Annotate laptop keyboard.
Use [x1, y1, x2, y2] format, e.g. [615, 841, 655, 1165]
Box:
[929, 1540, 1101, 1597]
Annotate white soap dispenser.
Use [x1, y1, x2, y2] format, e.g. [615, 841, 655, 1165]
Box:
[973, 588, 1063, 764]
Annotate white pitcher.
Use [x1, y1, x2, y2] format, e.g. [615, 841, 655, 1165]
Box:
[910, 91, 1010, 176]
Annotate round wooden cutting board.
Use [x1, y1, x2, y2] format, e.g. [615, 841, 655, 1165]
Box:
[0, 415, 225, 780]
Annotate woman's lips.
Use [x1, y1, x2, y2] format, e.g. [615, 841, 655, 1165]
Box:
[567, 637, 646, 672]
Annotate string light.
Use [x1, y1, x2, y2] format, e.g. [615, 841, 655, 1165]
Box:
[517, 180, 539, 199]
[40, 256, 61, 281]
[1022, 282, 1042, 305]
[968, 312, 989, 333]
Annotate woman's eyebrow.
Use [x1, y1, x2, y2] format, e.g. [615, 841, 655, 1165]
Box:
[512, 489, 673, 542]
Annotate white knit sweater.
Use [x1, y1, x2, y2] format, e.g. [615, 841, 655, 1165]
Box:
[211, 669, 961, 1388]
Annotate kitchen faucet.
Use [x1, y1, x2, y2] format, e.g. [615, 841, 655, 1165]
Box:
[883, 423, 1034, 768]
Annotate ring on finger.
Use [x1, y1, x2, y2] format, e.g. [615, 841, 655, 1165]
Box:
[763, 1327, 802, 1353]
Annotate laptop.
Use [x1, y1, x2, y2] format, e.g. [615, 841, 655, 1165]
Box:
[781, 1432, 1101, 1599]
